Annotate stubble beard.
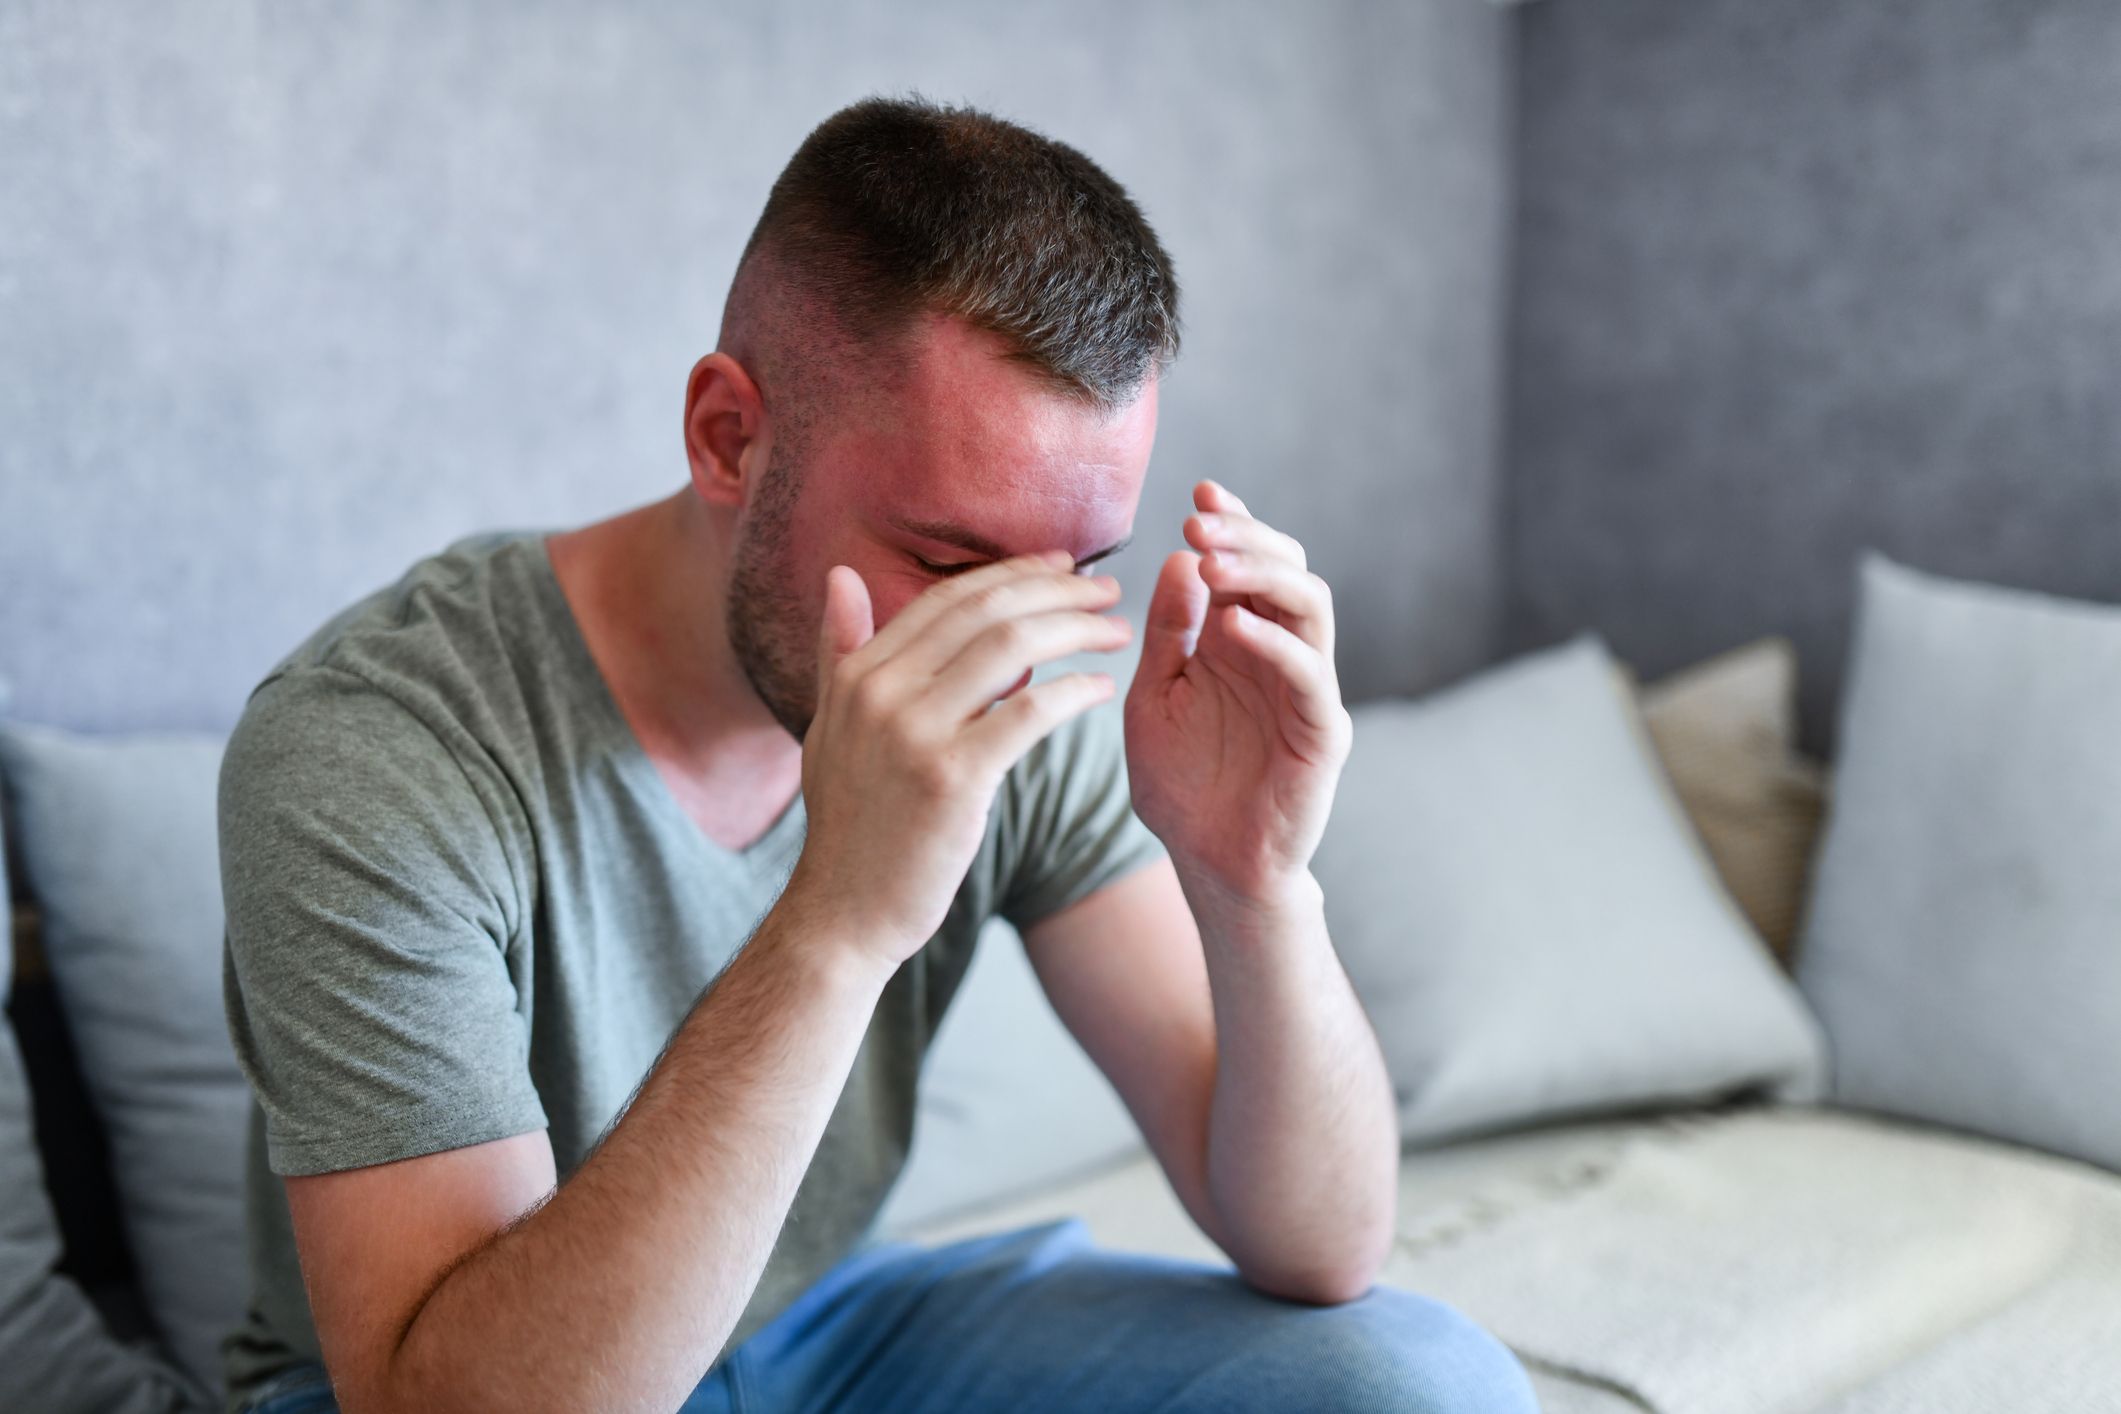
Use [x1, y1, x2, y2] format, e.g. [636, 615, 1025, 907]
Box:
[724, 452, 821, 743]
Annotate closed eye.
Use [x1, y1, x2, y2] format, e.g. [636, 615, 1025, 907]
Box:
[914, 555, 981, 577]
[913, 552, 1118, 577]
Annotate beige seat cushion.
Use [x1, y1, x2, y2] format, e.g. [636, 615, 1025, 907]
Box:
[1619, 638, 1829, 968]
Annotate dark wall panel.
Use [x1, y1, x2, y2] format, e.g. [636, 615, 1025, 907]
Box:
[1504, 0, 2121, 748]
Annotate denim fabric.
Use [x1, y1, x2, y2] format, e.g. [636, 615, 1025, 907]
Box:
[246, 1217, 1538, 1413]
[239, 1360, 338, 1412]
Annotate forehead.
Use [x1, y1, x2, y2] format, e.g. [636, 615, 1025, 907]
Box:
[836, 315, 1155, 556]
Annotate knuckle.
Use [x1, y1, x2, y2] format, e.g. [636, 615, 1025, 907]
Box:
[986, 615, 1035, 657]
[882, 710, 927, 759]
[1332, 711, 1356, 757]
[1004, 685, 1059, 728]
[847, 669, 893, 718]
[968, 579, 1017, 618]
[937, 567, 997, 605]
[910, 750, 959, 800]
[1064, 575, 1106, 604]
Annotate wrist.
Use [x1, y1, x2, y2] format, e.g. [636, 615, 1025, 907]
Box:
[1175, 864, 1325, 943]
[763, 869, 909, 995]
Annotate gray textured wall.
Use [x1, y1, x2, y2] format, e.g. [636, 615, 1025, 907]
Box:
[1504, 0, 2121, 748]
[0, 0, 1511, 735]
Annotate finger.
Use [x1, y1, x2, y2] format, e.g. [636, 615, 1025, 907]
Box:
[816, 565, 875, 707]
[961, 669, 1119, 771]
[1198, 550, 1334, 656]
[1137, 550, 1209, 686]
[1217, 604, 1347, 737]
[863, 548, 1078, 662]
[888, 568, 1123, 682]
[1196, 478, 1250, 517]
[1184, 510, 1307, 572]
[927, 607, 1134, 719]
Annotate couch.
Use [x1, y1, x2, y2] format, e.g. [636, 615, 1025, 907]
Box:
[7, 562, 2121, 1412]
[8, 3, 2121, 1410]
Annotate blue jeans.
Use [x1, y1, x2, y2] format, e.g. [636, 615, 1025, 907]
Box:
[245, 1216, 1539, 1412]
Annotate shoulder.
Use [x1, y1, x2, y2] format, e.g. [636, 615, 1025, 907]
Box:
[244, 528, 548, 719]
[218, 659, 532, 967]
[218, 663, 503, 870]
[231, 529, 558, 787]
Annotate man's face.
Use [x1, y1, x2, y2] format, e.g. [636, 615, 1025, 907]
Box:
[727, 315, 1158, 739]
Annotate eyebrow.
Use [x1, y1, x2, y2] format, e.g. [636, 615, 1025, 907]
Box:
[888, 515, 1133, 568]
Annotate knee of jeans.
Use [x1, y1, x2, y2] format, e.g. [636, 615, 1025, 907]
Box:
[1297, 1289, 1538, 1414]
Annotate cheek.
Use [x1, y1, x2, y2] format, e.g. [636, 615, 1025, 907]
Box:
[866, 576, 930, 632]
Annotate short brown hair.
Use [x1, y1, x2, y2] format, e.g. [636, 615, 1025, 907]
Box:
[726, 94, 1181, 414]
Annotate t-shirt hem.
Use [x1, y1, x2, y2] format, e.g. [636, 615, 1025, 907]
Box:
[1002, 833, 1170, 931]
[266, 1104, 551, 1177]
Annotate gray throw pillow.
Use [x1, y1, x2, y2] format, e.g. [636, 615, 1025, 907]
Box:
[1796, 555, 2121, 1171]
[1315, 636, 1827, 1146]
[0, 724, 246, 1400]
[0, 749, 206, 1411]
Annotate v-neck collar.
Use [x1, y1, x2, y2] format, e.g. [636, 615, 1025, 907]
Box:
[515, 528, 807, 874]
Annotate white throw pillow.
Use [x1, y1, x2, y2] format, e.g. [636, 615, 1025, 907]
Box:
[1797, 554, 2121, 1172]
[1315, 635, 1827, 1146]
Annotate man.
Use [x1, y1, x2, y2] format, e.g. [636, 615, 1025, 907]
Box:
[218, 96, 1537, 1412]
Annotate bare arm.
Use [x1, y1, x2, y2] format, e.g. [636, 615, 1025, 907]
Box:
[292, 888, 891, 1414]
[1024, 856, 1396, 1305]
[285, 549, 1130, 1414]
[1080, 477, 1390, 1302]
[1187, 867, 1396, 1301]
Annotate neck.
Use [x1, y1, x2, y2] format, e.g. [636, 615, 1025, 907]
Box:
[550, 489, 800, 783]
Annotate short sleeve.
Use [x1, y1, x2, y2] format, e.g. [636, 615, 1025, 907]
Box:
[218, 665, 547, 1177]
[996, 695, 1169, 929]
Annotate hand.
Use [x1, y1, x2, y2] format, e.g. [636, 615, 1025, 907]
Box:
[1124, 479, 1352, 911]
[787, 550, 1133, 972]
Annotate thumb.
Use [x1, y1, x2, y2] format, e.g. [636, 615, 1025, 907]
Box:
[817, 565, 875, 684]
[1138, 550, 1208, 686]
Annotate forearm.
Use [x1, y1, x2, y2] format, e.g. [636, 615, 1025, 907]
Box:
[382, 888, 893, 1414]
[1187, 868, 1399, 1303]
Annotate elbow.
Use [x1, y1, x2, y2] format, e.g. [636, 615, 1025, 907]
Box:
[1237, 1256, 1383, 1307]
[1231, 1220, 1394, 1306]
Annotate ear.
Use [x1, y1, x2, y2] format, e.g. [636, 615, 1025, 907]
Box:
[683, 352, 770, 510]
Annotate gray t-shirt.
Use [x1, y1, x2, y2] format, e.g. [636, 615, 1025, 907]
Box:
[216, 528, 1165, 1409]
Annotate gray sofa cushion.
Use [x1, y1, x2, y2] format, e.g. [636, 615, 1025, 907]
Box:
[1313, 635, 1827, 1146]
[0, 724, 246, 1399]
[1797, 555, 2121, 1172]
[0, 731, 205, 1411]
